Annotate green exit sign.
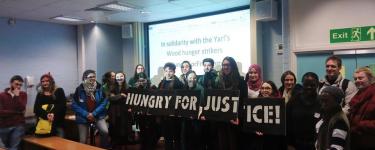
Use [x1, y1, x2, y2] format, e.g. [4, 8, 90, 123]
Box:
[330, 26, 375, 43]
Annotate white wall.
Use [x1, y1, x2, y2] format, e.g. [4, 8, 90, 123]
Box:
[290, 0, 375, 52]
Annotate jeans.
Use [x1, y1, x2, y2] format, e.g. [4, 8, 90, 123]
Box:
[0, 125, 25, 150]
[77, 119, 109, 148]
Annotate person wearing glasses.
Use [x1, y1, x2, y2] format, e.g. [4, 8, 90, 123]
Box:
[72, 70, 109, 148]
[0, 75, 27, 150]
[213, 57, 247, 150]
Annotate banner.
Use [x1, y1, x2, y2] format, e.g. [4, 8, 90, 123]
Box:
[174, 90, 201, 119]
[124, 89, 239, 121]
[125, 89, 201, 119]
[200, 90, 240, 122]
[242, 97, 286, 135]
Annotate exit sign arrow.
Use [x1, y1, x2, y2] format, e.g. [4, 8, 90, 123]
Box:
[367, 27, 375, 40]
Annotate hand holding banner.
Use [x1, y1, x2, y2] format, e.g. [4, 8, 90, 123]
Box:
[242, 97, 286, 135]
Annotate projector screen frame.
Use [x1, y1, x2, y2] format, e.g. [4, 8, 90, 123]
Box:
[144, 5, 250, 82]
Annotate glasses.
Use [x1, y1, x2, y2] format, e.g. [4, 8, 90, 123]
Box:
[87, 75, 96, 79]
[222, 64, 230, 67]
[261, 87, 272, 90]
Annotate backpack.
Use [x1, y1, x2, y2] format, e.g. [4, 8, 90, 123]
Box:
[319, 79, 349, 107]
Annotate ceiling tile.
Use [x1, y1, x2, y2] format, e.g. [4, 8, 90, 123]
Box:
[119, 0, 165, 8]
[168, 0, 213, 9]
[0, 0, 250, 24]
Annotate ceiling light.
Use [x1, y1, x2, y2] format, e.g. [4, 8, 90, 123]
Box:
[140, 10, 151, 14]
[51, 16, 84, 22]
[99, 2, 135, 11]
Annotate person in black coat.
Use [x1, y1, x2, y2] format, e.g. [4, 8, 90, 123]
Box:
[214, 56, 248, 150]
[158, 62, 184, 150]
[34, 73, 66, 137]
[286, 72, 320, 150]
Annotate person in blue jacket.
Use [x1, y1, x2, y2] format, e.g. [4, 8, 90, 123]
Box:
[72, 69, 109, 148]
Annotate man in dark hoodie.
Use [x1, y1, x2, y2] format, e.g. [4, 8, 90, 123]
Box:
[71, 70, 109, 148]
[198, 58, 217, 89]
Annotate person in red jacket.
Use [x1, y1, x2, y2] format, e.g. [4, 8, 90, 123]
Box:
[349, 66, 375, 150]
[0, 75, 27, 150]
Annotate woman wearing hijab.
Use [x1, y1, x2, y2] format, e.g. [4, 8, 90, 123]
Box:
[245, 64, 263, 98]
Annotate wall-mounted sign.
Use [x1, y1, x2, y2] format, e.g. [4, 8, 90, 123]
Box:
[330, 26, 375, 43]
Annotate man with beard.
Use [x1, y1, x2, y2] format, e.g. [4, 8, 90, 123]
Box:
[72, 70, 109, 148]
[198, 58, 217, 89]
[0, 75, 27, 150]
[197, 58, 218, 150]
[179, 61, 193, 89]
[319, 55, 357, 114]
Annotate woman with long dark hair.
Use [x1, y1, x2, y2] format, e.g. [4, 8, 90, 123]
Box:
[214, 56, 247, 150]
[279, 71, 302, 104]
[108, 72, 134, 149]
[102, 71, 116, 98]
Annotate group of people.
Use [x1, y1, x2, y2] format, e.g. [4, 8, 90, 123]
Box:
[0, 55, 374, 150]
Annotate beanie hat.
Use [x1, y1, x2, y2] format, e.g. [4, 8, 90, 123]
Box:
[321, 86, 344, 104]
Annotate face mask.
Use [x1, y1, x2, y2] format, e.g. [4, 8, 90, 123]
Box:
[187, 74, 197, 88]
[116, 73, 125, 84]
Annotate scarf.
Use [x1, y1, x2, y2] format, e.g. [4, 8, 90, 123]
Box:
[83, 80, 97, 100]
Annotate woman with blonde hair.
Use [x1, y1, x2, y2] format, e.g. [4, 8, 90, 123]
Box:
[349, 66, 375, 150]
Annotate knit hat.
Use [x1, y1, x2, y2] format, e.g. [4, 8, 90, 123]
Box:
[321, 86, 344, 104]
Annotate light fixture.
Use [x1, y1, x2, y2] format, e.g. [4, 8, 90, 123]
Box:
[51, 16, 84, 22]
[98, 1, 135, 11]
[140, 10, 151, 14]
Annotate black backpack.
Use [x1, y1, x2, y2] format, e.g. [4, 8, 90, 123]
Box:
[319, 79, 350, 95]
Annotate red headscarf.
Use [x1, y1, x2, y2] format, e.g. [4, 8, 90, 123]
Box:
[247, 64, 263, 91]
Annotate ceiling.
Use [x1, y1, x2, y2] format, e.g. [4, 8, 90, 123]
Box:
[0, 0, 250, 25]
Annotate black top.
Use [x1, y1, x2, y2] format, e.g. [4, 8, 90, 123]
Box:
[286, 92, 321, 146]
[158, 75, 184, 90]
[33, 88, 67, 128]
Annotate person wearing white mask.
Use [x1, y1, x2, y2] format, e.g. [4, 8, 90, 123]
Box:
[107, 72, 135, 149]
